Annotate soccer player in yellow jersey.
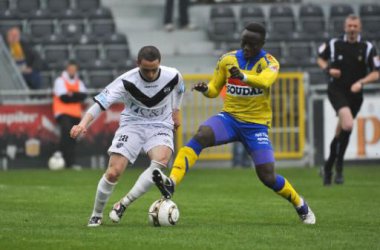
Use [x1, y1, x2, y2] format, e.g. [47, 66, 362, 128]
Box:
[153, 22, 316, 224]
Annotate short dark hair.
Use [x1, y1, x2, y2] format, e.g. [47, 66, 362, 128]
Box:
[245, 22, 266, 39]
[137, 46, 161, 62]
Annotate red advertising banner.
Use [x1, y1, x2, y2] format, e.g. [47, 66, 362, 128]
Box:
[0, 103, 124, 168]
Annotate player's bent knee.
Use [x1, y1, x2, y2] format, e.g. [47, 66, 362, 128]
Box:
[341, 122, 353, 132]
[255, 163, 276, 187]
[193, 126, 215, 147]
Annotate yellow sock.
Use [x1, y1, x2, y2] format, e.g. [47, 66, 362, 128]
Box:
[276, 178, 302, 207]
[170, 146, 199, 185]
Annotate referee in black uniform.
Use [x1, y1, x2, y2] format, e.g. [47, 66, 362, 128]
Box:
[317, 14, 380, 186]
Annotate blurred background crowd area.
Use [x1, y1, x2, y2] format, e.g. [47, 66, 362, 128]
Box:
[0, 0, 379, 89]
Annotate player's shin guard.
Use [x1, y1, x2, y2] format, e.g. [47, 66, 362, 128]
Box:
[272, 175, 302, 207]
[92, 175, 116, 217]
[121, 160, 166, 206]
[170, 145, 200, 185]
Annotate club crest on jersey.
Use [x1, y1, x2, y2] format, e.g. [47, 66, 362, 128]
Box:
[256, 64, 262, 73]
[164, 86, 171, 94]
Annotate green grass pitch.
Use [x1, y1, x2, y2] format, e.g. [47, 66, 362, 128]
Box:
[0, 166, 379, 250]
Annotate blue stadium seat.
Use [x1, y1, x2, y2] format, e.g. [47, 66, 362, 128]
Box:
[208, 5, 238, 43]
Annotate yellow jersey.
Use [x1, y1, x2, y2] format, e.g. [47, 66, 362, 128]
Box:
[204, 49, 280, 127]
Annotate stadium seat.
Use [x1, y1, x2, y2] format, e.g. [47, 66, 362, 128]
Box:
[88, 19, 116, 42]
[268, 5, 296, 41]
[73, 45, 100, 69]
[88, 7, 113, 20]
[87, 70, 115, 88]
[102, 33, 128, 45]
[28, 20, 56, 44]
[0, 0, 9, 10]
[0, 8, 17, 20]
[307, 67, 327, 85]
[208, 5, 238, 43]
[74, 0, 100, 15]
[285, 42, 315, 67]
[104, 44, 132, 69]
[43, 45, 70, 70]
[46, 0, 71, 17]
[14, 0, 41, 19]
[40, 71, 54, 89]
[0, 19, 24, 37]
[240, 5, 265, 31]
[59, 19, 86, 44]
[360, 4, 380, 40]
[329, 4, 354, 37]
[263, 42, 284, 64]
[299, 4, 327, 42]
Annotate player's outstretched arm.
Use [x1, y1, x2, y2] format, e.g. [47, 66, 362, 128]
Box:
[70, 103, 103, 139]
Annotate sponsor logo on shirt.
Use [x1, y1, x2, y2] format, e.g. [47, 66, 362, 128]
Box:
[226, 78, 263, 96]
[130, 102, 167, 118]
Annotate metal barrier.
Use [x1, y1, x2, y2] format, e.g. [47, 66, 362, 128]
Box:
[180, 73, 306, 160]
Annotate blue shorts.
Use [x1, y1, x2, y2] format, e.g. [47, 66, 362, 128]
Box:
[202, 112, 275, 165]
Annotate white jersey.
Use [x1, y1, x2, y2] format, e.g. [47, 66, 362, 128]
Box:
[94, 66, 185, 130]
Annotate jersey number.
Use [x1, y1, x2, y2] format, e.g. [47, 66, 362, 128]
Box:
[118, 135, 129, 142]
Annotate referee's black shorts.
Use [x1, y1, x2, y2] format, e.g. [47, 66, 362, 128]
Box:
[327, 89, 363, 118]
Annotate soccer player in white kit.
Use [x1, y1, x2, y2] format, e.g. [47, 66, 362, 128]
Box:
[70, 46, 185, 227]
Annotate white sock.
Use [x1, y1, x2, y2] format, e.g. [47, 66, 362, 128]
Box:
[121, 160, 166, 206]
[92, 175, 116, 217]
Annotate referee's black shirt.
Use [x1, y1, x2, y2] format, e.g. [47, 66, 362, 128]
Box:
[318, 35, 380, 94]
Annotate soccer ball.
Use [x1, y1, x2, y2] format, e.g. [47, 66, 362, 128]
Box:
[148, 199, 180, 227]
[48, 151, 65, 170]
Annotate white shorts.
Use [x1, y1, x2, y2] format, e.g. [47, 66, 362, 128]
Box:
[108, 124, 174, 163]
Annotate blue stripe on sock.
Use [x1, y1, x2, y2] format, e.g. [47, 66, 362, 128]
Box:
[186, 139, 203, 155]
[272, 175, 285, 192]
[185, 157, 189, 173]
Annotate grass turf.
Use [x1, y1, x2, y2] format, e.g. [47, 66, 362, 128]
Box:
[0, 166, 379, 250]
